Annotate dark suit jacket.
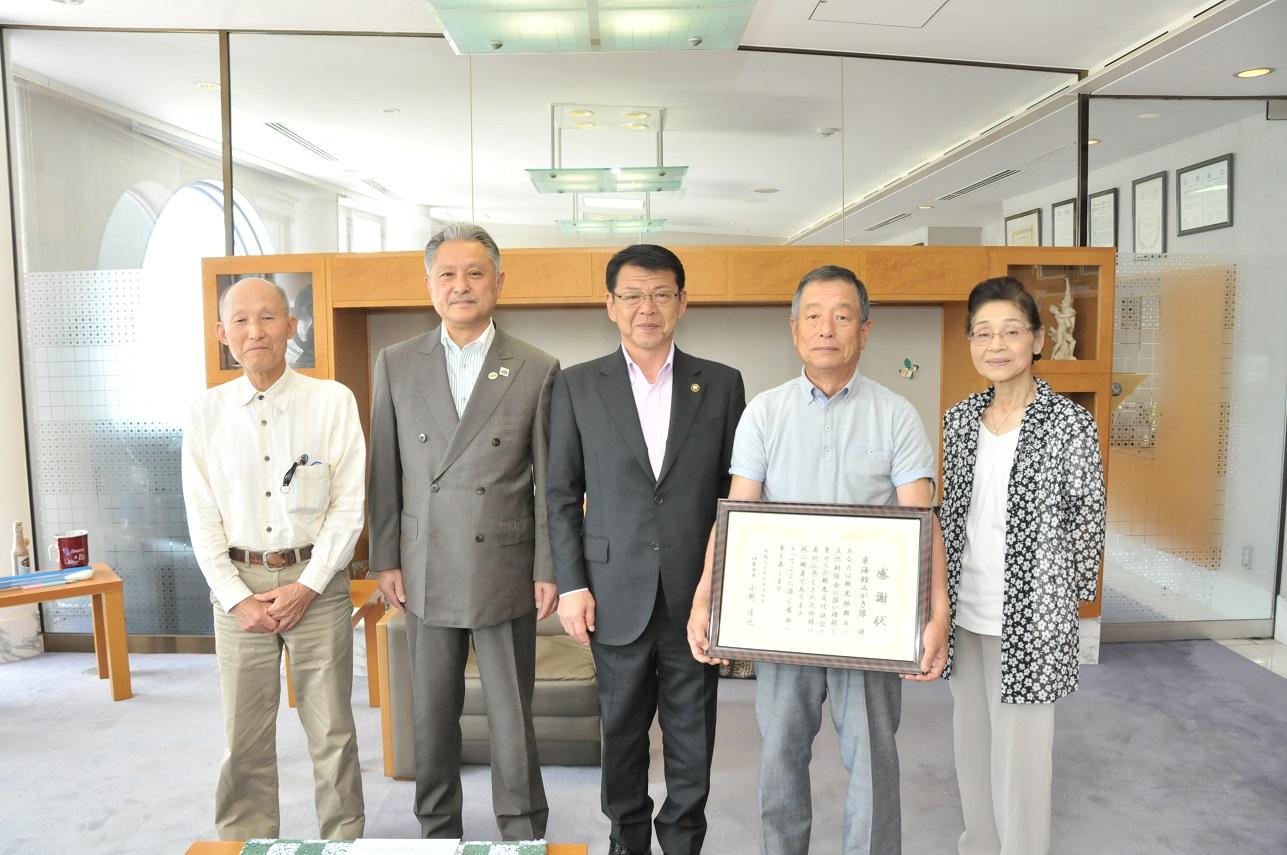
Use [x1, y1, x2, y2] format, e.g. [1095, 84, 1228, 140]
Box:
[546, 346, 745, 646]
[367, 325, 559, 628]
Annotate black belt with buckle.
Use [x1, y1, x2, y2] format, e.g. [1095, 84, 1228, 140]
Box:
[228, 545, 314, 569]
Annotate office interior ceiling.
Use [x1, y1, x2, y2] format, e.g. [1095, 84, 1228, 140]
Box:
[1096, 0, 1287, 96]
[1, 1, 1280, 242]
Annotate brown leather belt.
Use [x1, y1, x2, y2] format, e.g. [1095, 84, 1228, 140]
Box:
[228, 545, 314, 569]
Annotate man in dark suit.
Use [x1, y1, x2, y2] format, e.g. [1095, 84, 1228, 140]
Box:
[368, 223, 559, 840]
[546, 244, 746, 855]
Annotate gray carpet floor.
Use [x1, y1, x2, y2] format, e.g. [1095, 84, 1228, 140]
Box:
[1, 640, 1285, 854]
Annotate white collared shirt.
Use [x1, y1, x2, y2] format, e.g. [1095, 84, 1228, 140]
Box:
[442, 321, 496, 417]
[181, 368, 366, 612]
[622, 342, 675, 479]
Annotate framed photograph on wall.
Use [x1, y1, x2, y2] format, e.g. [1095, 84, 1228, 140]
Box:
[1089, 188, 1118, 248]
[1177, 153, 1233, 235]
[706, 500, 933, 674]
[1132, 171, 1167, 254]
[1051, 198, 1076, 247]
[1004, 208, 1042, 247]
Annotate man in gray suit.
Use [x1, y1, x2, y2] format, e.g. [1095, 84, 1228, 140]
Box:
[368, 223, 559, 840]
[547, 245, 745, 855]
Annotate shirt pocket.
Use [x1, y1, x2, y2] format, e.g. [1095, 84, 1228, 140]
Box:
[287, 463, 331, 516]
[847, 446, 894, 493]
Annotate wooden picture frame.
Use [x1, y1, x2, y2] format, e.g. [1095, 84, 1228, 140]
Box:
[706, 500, 933, 674]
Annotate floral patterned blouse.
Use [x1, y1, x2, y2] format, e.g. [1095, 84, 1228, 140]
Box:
[940, 378, 1106, 703]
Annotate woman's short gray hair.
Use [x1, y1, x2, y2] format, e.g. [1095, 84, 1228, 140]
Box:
[423, 222, 502, 274]
[790, 265, 870, 322]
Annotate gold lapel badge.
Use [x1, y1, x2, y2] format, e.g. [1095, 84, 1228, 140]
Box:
[691, 383, 701, 392]
[487, 371, 499, 380]
[499, 366, 510, 377]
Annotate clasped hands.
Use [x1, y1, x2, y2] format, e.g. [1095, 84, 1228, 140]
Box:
[231, 581, 317, 634]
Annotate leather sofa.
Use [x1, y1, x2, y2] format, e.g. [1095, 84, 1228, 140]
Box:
[377, 609, 601, 779]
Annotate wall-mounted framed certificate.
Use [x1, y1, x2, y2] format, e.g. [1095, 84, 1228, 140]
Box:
[1004, 208, 1042, 246]
[1089, 188, 1118, 248]
[1132, 171, 1167, 255]
[1051, 197, 1076, 247]
[1177, 152, 1233, 236]
[706, 500, 933, 674]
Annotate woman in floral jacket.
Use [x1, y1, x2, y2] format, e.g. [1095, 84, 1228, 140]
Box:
[940, 276, 1106, 855]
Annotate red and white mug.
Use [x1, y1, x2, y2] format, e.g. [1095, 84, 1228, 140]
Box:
[48, 530, 90, 570]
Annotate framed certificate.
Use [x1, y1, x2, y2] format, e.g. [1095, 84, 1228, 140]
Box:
[706, 500, 933, 674]
[1004, 208, 1042, 246]
[1177, 153, 1233, 235]
[1089, 188, 1118, 247]
[1051, 198, 1076, 247]
[1132, 171, 1167, 255]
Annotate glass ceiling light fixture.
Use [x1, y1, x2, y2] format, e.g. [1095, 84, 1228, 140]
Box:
[431, 0, 756, 54]
[527, 103, 687, 194]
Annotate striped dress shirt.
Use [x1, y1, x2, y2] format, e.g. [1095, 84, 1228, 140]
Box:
[441, 321, 496, 417]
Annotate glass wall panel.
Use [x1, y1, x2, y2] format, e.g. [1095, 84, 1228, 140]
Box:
[6, 29, 224, 635]
[228, 34, 455, 254]
[1089, 97, 1287, 627]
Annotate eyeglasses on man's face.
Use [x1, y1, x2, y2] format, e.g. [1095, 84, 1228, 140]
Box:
[967, 326, 1037, 346]
[612, 290, 680, 308]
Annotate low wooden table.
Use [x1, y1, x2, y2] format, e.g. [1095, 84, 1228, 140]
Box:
[186, 843, 587, 854]
[285, 578, 383, 708]
[0, 562, 131, 700]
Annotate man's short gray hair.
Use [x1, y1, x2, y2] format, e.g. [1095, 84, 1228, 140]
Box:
[423, 222, 502, 274]
[218, 276, 291, 322]
[790, 265, 870, 322]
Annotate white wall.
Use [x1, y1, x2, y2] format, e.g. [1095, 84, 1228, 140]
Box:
[366, 304, 944, 442]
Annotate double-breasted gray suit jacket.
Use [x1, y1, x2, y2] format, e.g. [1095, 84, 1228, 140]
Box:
[367, 325, 559, 628]
[546, 347, 745, 646]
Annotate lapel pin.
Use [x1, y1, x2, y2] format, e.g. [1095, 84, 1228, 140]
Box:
[691, 383, 701, 392]
[499, 366, 510, 377]
[487, 371, 499, 380]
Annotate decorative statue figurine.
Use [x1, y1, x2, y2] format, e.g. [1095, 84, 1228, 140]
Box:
[1049, 279, 1077, 360]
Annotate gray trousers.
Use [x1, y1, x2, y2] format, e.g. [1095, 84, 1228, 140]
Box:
[950, 627, 1054, 855]
[755, 662, 902, 855]
[405, 610, 549, 841]
[212, 564, 364, 840]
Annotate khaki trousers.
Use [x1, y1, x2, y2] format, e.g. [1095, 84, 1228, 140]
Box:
[212, 562, 364, 840]
[950, 626, 1055, 855]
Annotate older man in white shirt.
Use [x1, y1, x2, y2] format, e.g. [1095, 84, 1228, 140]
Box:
[182, 277, 365, 840]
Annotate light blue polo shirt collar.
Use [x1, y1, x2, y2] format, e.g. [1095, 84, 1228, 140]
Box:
[796, 367, 861, 405]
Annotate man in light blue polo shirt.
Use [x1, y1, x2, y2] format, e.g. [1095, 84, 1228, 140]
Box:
[687, 265, 950, 855]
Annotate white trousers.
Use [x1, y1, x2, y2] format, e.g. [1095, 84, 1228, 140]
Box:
[950, 626, 1055, 855]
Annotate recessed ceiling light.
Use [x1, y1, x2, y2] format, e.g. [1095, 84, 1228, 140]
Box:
[567, 109, 594, 118]
[49, 0, 85, 5]
[1137, 112, 1162, 119]
[918, 204, 934, 210]
[816, 127, 840, 137]
[1087, 138, 1101, 145]
[623, 122, 650, 131]
[573, 121, 597, 129]
[1235, 67, 1273, 78]
[753, 187, 779, 194]
[194, 81, 221, 92]
[621, 111, 650, 121]
[381, 107, 400, 114]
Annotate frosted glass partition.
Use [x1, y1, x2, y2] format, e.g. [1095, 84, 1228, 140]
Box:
[7, 30, 224, 635]
[1101, 253, 1286, 626]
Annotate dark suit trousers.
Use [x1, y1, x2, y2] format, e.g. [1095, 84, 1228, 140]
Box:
[405, 611, 549, 840]
[590, 587, 720, 855]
